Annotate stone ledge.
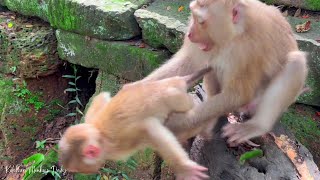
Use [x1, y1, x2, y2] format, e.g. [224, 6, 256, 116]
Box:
[3, 0, 152, 40]
[56, 29, 171, 81]
[135, 0, 190, 53]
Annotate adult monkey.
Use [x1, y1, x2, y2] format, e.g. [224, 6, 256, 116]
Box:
[142, 0, 308, 144]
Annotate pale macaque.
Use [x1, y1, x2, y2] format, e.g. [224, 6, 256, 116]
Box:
[142, 0, 308, 144]
[58, 67, 211, 180]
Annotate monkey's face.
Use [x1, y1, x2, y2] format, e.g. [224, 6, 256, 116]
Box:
[188, 0, 239, 50]
[58, 124, 106, 174]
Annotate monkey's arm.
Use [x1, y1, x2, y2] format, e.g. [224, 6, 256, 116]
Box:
[222, 52, 307, 143]
[144, 117, 208, 179]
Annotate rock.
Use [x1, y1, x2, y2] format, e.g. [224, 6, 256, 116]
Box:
[189, 118, 320, 179]
[260, 0, 320, 11]
[3, 0, 152, 40]
[0, 11, 60, 78]
[135, 0, 190, 53]
[280, 104, 320, 166]
[56, 29, 171, 81]
[287, 16, 320, 106]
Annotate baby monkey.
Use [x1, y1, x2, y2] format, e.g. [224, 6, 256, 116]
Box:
[58, 67, 211, 180]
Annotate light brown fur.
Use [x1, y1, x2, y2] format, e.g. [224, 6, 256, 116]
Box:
[59, 68, 211, 180]
[142, 0, 307, 143]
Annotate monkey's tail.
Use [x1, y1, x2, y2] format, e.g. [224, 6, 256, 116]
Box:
[185, 66, 212, 88]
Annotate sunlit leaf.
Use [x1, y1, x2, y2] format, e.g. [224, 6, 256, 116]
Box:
[178, 6, 184, 12]
[239, 149, 263, 165]
[62, 75, 76, 79]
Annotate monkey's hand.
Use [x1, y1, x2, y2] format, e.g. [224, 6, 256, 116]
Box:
[221, 120, 269, 144]
[176, 160, 209, 180]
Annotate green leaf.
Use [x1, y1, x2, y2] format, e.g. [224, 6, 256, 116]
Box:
[66, 112, 77, 117]
[75, 96, 83, 107]
[22, 153, 45, 166]
[62, 75, 76, 79]
[65, 88, 77, 92]
[8, 22, 13, 28]
[75, 76, 82, 81]
[96, 175, 101, 180]
[68, 100, 77, 104]
[111, 177, 119, 180]
[76, 107, 84, 115]
[239, 149, 263, 165]
[68, 82, 76, 86]
[101, 168, 117, 175]
[122, 173, 130, 180]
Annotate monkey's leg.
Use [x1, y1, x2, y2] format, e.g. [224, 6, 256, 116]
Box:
[165, 87, 194, 112]
[198, 72, 221, 139]
[144, 117, 209, 180]
[222, 51, 307, 144]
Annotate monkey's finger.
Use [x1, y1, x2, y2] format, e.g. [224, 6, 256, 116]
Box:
[195, 172, 210, 179]
[193, 165, 208, 171]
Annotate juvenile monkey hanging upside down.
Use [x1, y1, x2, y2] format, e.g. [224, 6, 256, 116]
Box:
[58, 67, 211, 180]
[142, 0, 308, 144]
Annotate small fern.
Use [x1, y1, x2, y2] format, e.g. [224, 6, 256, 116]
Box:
[63, 65, 83, 123]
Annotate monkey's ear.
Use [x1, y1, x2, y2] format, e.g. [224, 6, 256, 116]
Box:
[83, 145, 101, 158]
[232, 2, 246, 24]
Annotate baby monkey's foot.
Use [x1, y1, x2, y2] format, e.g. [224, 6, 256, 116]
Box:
[222, 121, 268, 144]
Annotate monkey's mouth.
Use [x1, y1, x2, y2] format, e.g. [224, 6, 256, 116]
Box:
[198, 42, 213, 51]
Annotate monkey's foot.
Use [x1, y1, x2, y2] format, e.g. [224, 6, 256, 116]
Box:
[176, 161, 209, 180]
[221, 122, 267, 144]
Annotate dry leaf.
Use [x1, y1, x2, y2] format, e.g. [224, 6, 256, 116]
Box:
[295, 21, 311, 33]
[302, 14, 310, 19]
[25, 24, 33, 28]
[178, 6, 184, 12]
[294, 8, 301, 17]
[282, 10, 288, 17]
[139, 43, 145, 48]
[166, 6, 171, 11]
[271, 133, 314, 180]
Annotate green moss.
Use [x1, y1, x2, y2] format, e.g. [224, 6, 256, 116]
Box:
[56, 30, 170, 81]
[280, 105, 320, 147]
[306, 0, 320, 10]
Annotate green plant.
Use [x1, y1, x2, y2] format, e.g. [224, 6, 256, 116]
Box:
[22, 153, 45, 180]
[44, 99, 63, 122]
[99, 168, 131, 180]
[43, 169, 61, 180]
[117, 157, 138, 171]
[63, 65, 83, 123]
[35, 140, 46, 150]
[239, 149, 263, 165]
[14, 81, 44, 112]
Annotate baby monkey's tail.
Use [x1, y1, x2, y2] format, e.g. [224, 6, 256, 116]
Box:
[184, 66, 212, 88]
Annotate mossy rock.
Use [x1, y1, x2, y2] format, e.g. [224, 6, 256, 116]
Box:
[0, 11, 60, 78]
[2, 0, 152, 40]
[135, 0, 190, 53]
[280, 104, 320, 166]
[287, 17, 320, 106]
[260, 0, 320, 11]
[56, 29, 171, 81]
